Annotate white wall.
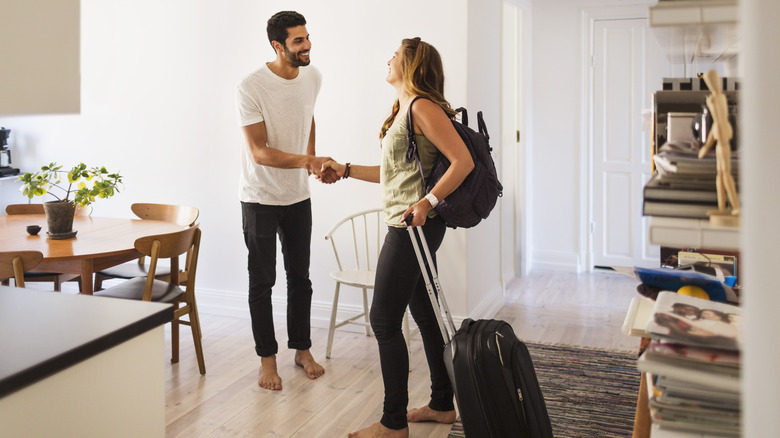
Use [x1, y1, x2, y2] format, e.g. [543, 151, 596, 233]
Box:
[0, 0, 508, 324]
[525, 1, 584, 271]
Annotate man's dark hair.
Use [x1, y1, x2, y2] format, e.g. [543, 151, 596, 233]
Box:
[267, 11, 307, 49]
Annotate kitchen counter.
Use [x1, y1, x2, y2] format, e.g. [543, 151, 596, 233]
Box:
[0, 286, 173, 437]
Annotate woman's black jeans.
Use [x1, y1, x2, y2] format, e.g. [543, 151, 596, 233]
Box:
[241, 199, 313, 357]
[371, 215, 454, 430]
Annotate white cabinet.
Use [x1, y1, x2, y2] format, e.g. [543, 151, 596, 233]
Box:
[0, 0, 80, 115]
[649, 0, 739, 65]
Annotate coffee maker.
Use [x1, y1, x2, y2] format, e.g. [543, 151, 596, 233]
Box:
[0, 127, 20, 177]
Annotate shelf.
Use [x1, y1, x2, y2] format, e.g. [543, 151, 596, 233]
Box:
[649, 0, 739, 64]
[649, 217, 739, 250]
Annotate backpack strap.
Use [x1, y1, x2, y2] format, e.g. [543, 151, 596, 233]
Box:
[405, 96, 428, 189]
[477, 111, 490, 144]
[456, 107, 468, 126]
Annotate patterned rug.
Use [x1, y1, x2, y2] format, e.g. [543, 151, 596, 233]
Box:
[448, 342, 640, 438]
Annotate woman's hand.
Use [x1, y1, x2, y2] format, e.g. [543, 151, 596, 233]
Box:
[402, 198, 433, 226]
[318, 160, 345, 183]
[321, 160, 345, 177]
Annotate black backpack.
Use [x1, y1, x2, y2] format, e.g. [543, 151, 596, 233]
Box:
[405, 97, 503, 228]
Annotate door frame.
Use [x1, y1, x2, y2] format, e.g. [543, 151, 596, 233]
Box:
[581, 5, 653, 272]
[501, 0, 533, 279]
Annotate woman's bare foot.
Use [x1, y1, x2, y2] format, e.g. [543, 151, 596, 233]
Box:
[347, 422, 408, 438]
[406, 405, 456, 424]
[295, 349, 325, 379]
[258, 355, 282, 390]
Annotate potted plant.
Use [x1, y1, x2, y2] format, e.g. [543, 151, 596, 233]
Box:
[18, 162, 123, 239]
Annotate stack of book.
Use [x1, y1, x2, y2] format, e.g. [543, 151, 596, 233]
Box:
[638, 291, 742, 436]
[643, 141, 740, 219]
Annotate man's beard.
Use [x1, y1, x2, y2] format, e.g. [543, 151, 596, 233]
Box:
[283, 46, 310, 67]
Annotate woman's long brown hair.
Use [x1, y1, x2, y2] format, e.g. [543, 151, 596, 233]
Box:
[379, 38, 457, 139]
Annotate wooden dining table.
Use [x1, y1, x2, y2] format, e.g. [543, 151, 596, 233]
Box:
[0, 214, 185, 294]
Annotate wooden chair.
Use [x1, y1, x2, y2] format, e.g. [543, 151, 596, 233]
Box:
[0, 251, 44, 288]
[5, 203, 93, 216]
[94, 203, 199, 290]
[324, 208, 414, 359]
[2, 203, 90, 290]
[94, 226, 206, 374]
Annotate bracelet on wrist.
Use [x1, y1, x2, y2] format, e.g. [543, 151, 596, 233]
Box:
[344, 163, 351, 179]
[424, 192, 439, 208]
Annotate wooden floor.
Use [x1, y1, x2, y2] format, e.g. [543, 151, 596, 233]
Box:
[163, 269, 639, 437]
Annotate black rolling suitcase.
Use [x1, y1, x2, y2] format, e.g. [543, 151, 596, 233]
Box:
[406, 223, 553, 438]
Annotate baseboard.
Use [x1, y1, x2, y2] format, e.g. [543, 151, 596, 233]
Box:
[195, 287, 374, 331]
[530, 249, 582, 272]
[195, 287, 480, 332]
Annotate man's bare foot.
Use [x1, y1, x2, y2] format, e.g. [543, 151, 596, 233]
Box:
[347, 422, 408, 438]
[258, 355, 282, 391]
[294, 349, 325, 379]
[406, 405, 457, 424]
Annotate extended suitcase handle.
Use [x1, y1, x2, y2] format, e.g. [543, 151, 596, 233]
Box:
[404, 214, 457, 345]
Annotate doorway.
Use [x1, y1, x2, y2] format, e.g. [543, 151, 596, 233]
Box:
[502, 0, 531, 280]
[588, 13, 670, 269]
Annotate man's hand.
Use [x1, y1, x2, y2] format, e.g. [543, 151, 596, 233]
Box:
[307, 156, 340, 183]
[320, 167, 339, 184]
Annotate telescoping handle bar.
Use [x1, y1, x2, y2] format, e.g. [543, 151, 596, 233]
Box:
[404, 215, 457, 345]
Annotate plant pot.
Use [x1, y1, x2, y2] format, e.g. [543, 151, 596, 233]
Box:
[43, 201, 78, 239]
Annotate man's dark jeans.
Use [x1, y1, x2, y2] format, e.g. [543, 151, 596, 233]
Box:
[241, 199, 313, 357]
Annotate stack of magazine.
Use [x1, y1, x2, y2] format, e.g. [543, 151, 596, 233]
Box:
[643, 141, 740, 219]
[638, 291, 742, 436]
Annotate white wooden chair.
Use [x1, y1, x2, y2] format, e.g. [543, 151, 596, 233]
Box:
[324, 208, 414, 359]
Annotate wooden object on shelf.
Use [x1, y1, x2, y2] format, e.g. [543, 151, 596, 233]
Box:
[698, 70, 740, 226]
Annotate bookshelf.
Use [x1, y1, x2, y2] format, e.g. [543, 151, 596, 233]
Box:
[645, 0, 742, 256]
[633, 2, 742, 437]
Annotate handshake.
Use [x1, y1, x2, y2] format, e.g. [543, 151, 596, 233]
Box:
[308, 156, 346, 184]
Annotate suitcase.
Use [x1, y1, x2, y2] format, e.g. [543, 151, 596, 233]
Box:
[406, 222, 553, 438]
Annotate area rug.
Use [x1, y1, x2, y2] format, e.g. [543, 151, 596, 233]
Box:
[448, 342, 640, 438]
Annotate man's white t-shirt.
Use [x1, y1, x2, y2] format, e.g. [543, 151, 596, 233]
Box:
[237, 64, 322, 205]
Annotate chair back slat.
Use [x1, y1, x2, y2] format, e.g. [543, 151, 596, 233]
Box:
[142, 240, 161, 301]
[131, 203, 199, 227]
[182, 228, 201, 296]
[350, 218, 360, 270]
[134, 226, 198, 259]
[5, 203, 92, 216]
[363, 216, 370, 269]
[6, 204, 44, 215]
[324, 208, 384, 276]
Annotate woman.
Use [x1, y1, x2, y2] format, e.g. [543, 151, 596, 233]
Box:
[322, 38, 474, 438]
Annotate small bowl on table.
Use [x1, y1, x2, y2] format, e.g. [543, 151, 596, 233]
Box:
[26, 225, 42, 236]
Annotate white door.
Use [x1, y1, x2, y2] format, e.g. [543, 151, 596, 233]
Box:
[591, 18, 669, 268]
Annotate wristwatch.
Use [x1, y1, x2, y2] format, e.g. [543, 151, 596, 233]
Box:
[424, 192, 439, 208]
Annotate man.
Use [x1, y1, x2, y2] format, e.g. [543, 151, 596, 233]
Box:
[237, 10, 334, 391]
